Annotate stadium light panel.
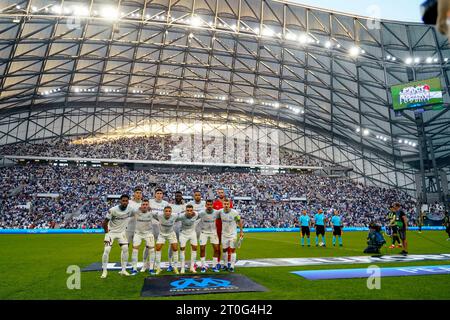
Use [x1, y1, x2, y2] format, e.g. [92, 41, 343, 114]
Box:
[285, 33, 296, 41]
[51, 5, 62, 14]
[349, 46, 360, 57]
[298, 34, 309, 44]
[414, 57, 421, 63]
[405, 57, 413, 64]
[324, 41, 332, 48]
[100, 6, 119, 20]
[433, 58, 438, 62]
[398, 139, 403, 143]
[262, 27, 274, 37]
[72, 5, 89, 17]
[355, 127, 360, 133]
[426, 57, 433, 63]
[363, 129, 369, 136]
[412, 143, 417, 147]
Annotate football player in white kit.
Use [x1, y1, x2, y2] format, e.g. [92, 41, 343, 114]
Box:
[217, 198, 244, 272]
[127, 187, 143, 269]
[168, 191, 185, 272]
[188, 190, 205, 270]
[178, 204, 200, 274]
[149, 189, 169, 258]
[130, 199, 155, 276]
[100, 195, 134, 278]
[153, 206, 181, 275]
[198, 199, 221, 273]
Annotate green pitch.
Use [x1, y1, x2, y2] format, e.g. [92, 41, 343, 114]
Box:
[1, 231, 450, 300]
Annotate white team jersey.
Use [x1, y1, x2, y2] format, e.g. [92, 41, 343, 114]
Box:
[149, 199, 169, 222]
[218, 208, 241, 236]
[188, 200, 206, 228]
[171, 203, 186, 215]
[127, 199, 142, 233]
[198, 209, 220, 233]
[178, 212, 200, 233]
[106, 205, 134, 233]
[188, 200, 206, 212]
[171, 202, 186, 232]
[133, 209, 154, 234]
[153, 213, 179, 235]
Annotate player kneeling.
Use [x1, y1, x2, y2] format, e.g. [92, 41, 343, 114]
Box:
[101, 195, 134, 278]
[130, 199, 156, 275]
[218, 199, 244, 272]
[178, 204, 200, 274]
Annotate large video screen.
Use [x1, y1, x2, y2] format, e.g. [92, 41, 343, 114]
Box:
[391, 77, 443, 111]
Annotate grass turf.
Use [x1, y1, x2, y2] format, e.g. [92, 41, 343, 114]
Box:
[1, 231, 449, 300]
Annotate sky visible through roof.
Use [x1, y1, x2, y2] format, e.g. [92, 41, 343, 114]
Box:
[288, 0, 425, 22]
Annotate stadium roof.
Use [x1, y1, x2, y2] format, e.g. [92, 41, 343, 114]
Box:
[0, 0, 449, 171]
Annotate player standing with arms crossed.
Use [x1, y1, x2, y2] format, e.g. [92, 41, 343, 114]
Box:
[127, 187, 143, 269]
[177, 204, 200, 274]
[299, 209, 311, 247]
[198, 199, 221, 272]
[218, 199, 244, 272]
[149, 189, 169, 270]
[168, 191, 185, 271]
[130, 199, 155, 275]
[188, 190, 206, 269]
[100, 195, 134, 278]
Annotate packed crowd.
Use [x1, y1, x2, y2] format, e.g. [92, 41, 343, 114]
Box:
[0, 136, 326, 167]
[0, 164, 418, 229]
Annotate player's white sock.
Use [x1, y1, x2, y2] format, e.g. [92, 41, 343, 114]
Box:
[149, 248, 155, 270]
[102, 245, 111, 271]
[168, 246, 173, 266]
[120, 245, 129, 272]
[221, 253, 227, 266]
[200, 256, 206, 267]
[172, 250, 178, 269]
[180, 251, 185, 270]
[191, 250, 197, 268]
[131, 248, 138, 270]
[213, 256, 219, 266]
[155, 250, 162, 269]
[143, 247, 149, 266]
[231, 252, 236, 268]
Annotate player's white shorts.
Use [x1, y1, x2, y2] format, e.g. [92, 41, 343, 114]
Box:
[221, 234, 237, 249]
[179, 231, 198, 247]
[133, 232, 155, 248]
[156, 231, 178, 245]
[104, 232, 128, 246]
[199, 232, 219, 246]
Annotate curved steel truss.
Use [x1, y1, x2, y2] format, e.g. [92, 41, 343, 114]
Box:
[0, 0, 449, 192]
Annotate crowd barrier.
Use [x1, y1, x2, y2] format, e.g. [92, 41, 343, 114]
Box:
[0, 226, 445, 234]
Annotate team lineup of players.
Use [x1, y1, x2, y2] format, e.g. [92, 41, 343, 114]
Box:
[101, 185, 450, 278]
[100, 187, 244, 278]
